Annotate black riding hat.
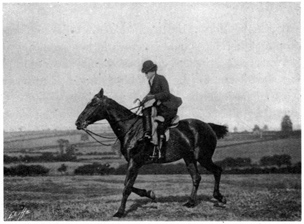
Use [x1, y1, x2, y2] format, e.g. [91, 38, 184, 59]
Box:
[141, 60, 157, 73]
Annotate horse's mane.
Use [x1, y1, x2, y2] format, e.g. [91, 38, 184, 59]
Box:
[106, 97, 139, 119]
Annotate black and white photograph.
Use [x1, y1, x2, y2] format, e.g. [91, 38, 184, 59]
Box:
[3, 2, 301, 221]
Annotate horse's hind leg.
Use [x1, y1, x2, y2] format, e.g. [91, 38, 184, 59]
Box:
[183, 157, 201, 207]
[199, 158, 226, 204]
[131, 187, 156, 201]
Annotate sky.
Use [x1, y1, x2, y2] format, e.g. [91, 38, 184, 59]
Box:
[3, 2, 301, 132]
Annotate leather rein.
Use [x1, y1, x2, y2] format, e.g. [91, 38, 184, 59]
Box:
[81, 99, 143, 146]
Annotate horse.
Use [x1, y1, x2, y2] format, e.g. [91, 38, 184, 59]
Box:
[75, 88, 228, 218]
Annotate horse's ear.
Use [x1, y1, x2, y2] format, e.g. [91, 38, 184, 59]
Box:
[98, 88, 104, 97]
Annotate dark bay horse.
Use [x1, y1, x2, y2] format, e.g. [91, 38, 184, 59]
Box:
[75, 88, 228, 218]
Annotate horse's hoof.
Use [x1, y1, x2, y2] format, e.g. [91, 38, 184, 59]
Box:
[148, 190, 156, 200]
[214, 194, 227, 204]
[113, 211, 124, 218]
[220, 196, 227, 204]
[183, 200, 196, 208]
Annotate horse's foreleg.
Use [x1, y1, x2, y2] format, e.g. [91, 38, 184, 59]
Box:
[183, 158, 201, 207]
[131, 187, 156, 200]
[113, 159, 140, 218]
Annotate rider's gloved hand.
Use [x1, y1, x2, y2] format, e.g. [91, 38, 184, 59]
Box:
[142, 95, 155, 104]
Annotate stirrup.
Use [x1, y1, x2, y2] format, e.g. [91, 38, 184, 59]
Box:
[150, 146, 158, 160]
[158, 148, 165, 159]
[138, 132, 151, 142]
[144, 132, 152, 138]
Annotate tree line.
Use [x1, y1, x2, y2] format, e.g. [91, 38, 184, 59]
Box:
[4, 154, 301, 177]
[217, 154, 292, 168]
[4, 152, 77, 164]
[233, 114, 295, 135]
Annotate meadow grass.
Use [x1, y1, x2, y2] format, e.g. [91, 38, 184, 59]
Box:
[4, 174, 301, 221]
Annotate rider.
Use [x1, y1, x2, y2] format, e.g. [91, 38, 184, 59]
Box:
[140, 60, 182, 159]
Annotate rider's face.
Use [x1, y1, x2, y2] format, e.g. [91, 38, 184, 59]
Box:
[145, 71, 155, 80]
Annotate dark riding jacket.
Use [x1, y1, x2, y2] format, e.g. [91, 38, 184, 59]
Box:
[149, 74, 182, 110]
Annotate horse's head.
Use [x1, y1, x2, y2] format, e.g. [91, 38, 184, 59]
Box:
[75, 88, 108, 130]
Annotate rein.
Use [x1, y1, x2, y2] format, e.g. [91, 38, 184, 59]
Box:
[81, 102, 143, 147]
[83, 128, 114, 146]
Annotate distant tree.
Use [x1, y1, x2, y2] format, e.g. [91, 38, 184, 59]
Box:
[281, 115, 293, 132]
[233, 127, 238, 133]
[260, 156, 273, 167]
[4, 155, 19, 163]
[57, 139, 69, 155]
[273, 154, 291, 167]
[293, 162, 301, 173]
[74, 163, 113, 175]
[262, 125, 269, 131]
[253, 125, 260, 132]
[66, 144, 76, 156]
[252, 125, 261, 137]
[218, 157, 251, 168]
[260, 154, 291, 167]
[220, 157, 237, 168]
[235, 157, 252, 167]
[5, 165, 49, 176]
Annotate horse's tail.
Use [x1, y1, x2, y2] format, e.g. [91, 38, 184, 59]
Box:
[208, 123, 228, 139]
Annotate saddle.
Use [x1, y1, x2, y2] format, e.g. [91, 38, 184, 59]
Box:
[139, 99, 180, 160]
[150, 106, 180, 146]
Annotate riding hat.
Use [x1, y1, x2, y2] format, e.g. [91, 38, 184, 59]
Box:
[141, 60, 157, 73]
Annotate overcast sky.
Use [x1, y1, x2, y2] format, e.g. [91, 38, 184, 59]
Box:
[3, 2, 301, 132]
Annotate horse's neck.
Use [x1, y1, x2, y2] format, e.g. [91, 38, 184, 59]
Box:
[105, 99, 139, 141]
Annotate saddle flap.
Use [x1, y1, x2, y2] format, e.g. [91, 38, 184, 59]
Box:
[154, 116, 165, 122]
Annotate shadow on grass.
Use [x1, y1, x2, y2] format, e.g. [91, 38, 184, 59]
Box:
[125, 194, 215, 216]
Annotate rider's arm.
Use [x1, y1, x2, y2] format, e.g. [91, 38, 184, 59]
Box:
[154, 76, 170, 101]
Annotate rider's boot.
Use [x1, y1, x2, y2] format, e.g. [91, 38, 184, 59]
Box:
[157, 122, 166, 159]
[139, 108, 152, 142]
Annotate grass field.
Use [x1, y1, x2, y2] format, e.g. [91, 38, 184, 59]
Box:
[3, 132, 301, 220]
[4, 174, 301, 221]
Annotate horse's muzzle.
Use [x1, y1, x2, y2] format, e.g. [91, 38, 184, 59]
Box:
[75, 120, 86, 130]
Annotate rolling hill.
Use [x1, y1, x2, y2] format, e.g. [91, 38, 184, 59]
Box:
[4, 130, 301, 166]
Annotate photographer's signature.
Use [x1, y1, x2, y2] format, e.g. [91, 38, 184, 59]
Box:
[5, 207, 30, 221]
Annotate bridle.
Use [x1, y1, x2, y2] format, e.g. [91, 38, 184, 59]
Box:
[80, 98, 143, 146]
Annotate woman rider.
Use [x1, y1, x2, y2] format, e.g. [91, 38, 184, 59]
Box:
[140, 60, 182, 159]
